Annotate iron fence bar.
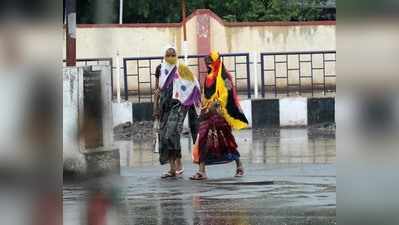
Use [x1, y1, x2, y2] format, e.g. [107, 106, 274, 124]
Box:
[286, 55, 289, 96]
[258, 50, 336, 98]
[262, 50, 336, 55]
[124, 56, 163, 60]
[137, 59, 141, 102]
[245, 53, 251, 99]
[323, 53, 326, 96]
[123, 53, 254, 102]
[234, 56, 238, 90]
[196, 57, 202, 91]
[124, 53, 250, 61]
[298, 54, 302, 95]
[123, 59, 128, 100]
[220, 53, 250, 57]
[260, 53, 265, 98]
[149, 59, 153, 103]
[274, 55, 277, 97]
[110, 59, 114, 100]
[77, 57, 113, 62]
[310, 54, 314, 96]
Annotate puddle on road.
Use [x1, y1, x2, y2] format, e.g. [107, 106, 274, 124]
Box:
[114, 126, 336, 167]
[63, 126, 336, 225]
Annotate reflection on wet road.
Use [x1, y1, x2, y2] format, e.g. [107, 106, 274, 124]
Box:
[64, 127, 336, 225]
[117, 127, 335, 167]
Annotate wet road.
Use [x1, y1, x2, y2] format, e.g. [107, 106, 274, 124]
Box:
[64, 127, 336, 225]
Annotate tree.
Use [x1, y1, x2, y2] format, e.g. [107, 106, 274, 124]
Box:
[77, 0, 119, 24]
[76, 0, 332, 24]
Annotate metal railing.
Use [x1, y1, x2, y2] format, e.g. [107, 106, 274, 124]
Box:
[63, 58, 115, 98]
[123, 53, 251, 102]
[62, 57, 113, 68]
[62, 51, 336, 102]
[260, 51, 336, 97]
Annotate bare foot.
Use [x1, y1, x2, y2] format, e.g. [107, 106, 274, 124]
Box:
[175, 159, 184, 175]
[190, 172, 208, 180]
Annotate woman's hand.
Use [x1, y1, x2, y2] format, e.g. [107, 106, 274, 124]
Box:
[224, 78, 233, 90]
[207, 100, 220, 114]
[153, 109, 160, 119]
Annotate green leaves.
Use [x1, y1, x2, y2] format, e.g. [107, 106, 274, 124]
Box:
[76, 0, 332, 24]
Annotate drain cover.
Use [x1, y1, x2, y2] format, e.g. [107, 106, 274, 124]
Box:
[205, 181, 274, 186]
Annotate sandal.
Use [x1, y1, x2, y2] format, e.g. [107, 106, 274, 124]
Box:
[176, 168, 184, 176]
[161, 171, 176, 179]
[190, 172, 208, 180]
[235, 167, 244, 177]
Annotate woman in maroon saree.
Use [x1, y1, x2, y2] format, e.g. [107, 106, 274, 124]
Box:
[190, 51, 249, 180]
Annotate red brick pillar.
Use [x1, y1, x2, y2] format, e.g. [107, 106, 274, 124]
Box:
[196, 11, 211, 87]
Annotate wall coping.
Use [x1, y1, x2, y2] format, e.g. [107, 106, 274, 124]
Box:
[74, 9, 336, 29]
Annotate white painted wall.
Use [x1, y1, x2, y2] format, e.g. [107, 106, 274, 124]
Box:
[63, 66, 115, 172]
[240, 99, 252, 128]
[63, 67, 86, 172]
[78, 65, 114, 150]
[62, 17, 335, 94]
[112, 100, 133, 127]
[279, 97, 308, 127]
